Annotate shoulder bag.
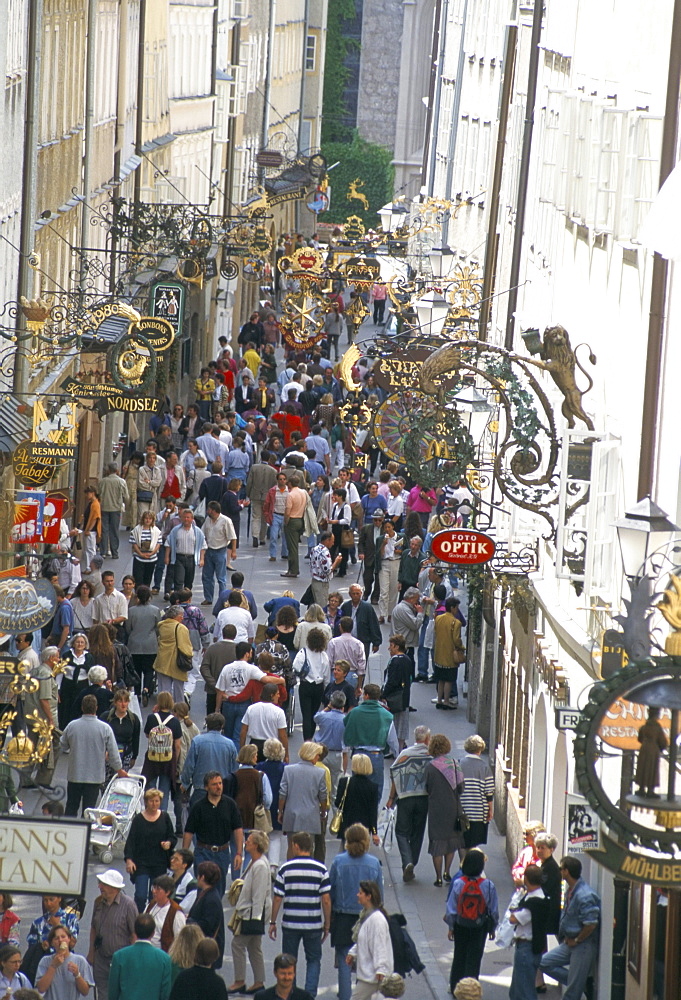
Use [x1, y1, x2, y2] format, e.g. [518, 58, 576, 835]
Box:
[330, 777, 349, 834]
[253, 778, 273, 833]
[174, 623, 193, 672]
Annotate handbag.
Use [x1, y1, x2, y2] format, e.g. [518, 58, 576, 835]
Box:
[240, 905, 267, 936]
[296, 649, 311, 681]
[254, 802, 273, 833]
[378, 805, 396, 851]
[452, 645, 466, 664]
[174, 623, 193, 672]
[137, 489, 153, 503]
[194, 497, 206, 520]
[341, 527, 355, 548]
[330, 777, 349, 834]
[382, 687, 404, 714]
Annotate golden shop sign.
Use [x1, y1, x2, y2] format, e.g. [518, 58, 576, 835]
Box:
[132, 317, 175, 356]
[97, 396, 163, 415]
[588, 833, 681, 887]
[12, 441, 57, 487]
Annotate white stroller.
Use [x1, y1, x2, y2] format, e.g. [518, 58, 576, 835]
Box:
[84, 774, 146, 864]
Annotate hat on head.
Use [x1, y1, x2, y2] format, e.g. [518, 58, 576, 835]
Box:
[371, 509, 385, 518]
[97, 869, 125, 889]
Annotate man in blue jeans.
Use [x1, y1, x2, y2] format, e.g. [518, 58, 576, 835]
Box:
[539, 855, 600, 1000]
[182, 771, 243, 896]
[269, 832, 331, 998]
[268, 472, 289, 561]
[201, 501, 237, 606]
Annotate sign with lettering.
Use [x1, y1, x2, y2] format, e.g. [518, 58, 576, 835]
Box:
[597, 699, 671, 750]
[149, 281, 185, 336]
[374, 348, 461, 394]
[60, 378, 128, 400]
[0, 576, 56, 635]
[32, 400, 77, 460]
[95, 396, 164, 417]
[12, 491, 46, 544]
[431, 529, 496, 565]
[0, 817, 90, 895]
[555, 707, 581, 731]
[587, 832, 681, 887]
[133, 317, 175, 356]
[601, 628, 628, 678]
[566, 795, 600, 853]
[12, 441, 57, 487]
[42, 497, 67, 544]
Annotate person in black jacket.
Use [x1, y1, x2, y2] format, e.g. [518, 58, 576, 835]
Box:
[340, 585, 382, 661]
[357, 510, 386, 604]
[509, 864, 550, 999]
[221, 480, 243, 552]
[381, 634, 412, 751]
[187, 862, 225, 969]
[238, 314, 264, 350]
[169, 938, 228, 1000]
[334, 754, 380, 843]
[535, 832, 562, 993]
[235, 376, 256, 414]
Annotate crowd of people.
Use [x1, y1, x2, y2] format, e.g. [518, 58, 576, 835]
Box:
[0, 297, 601, 1000]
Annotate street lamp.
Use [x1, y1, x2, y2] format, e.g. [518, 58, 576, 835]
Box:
[613, 497, 679, 579]
[377, 202, 409, 234]
[429, 245, 457, 280]
[452, 385, 493, 444]
[414, 289, 450, 337]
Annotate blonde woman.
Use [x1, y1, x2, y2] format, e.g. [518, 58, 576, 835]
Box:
[137, 452, 164, 515]
[293, 604, 333, 650]
[511, 820, 546, 886]
[168, 922, 204, 984]
[256, 738, 286, 873]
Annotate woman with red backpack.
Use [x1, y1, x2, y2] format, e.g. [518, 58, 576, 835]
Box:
[445, 848, 499, 992]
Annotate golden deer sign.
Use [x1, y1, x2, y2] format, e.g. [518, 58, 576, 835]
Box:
[347, 179, 369, 211]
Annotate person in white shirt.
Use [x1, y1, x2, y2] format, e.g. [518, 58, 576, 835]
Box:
[281, 376, 303, 401]
[213, 592, 256, 642]
[146, 876, 186, 949]
[509, 864, 548, 997]
[347, 881, 393, 998]
[239, 683, 289, 760]
[215, 644, 285, 742]
[179, 440, 207, 473]
[201, 502, 237, 606]
[92, 571, 128, 626]
[292, 628, 331, 741]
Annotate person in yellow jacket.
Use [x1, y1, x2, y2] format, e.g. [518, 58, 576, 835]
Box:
[153, 606, 194, 703]
[433, 596, 465, 710]
[81, 485, 101, 566]
[194, 368, 216, 421]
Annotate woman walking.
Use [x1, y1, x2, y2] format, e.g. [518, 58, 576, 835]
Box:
[330, 825, 383, 1000]
[294, 604, 333, 650]
[59, 633, 94, 727]
[153, 606, 193, 704]
[334, 756, 380, 844]
[130, 511, 163, 587]
[257, 738, 286, 874]
[125, 585, 161, 706]
[187, 862, 225, 969]
[69, 580, 96, 632]
[346, 881, 393, 1000]
[124, 787, 177, 912]
[445, 849, 498, 992]
[141, 690, 182, 812]
[292, 627, 330, 741]
[104, 688, 140, 781]
[425, 734, 466, 885]
[433, 597, 466, 710]
[227, 831, 272, 995]
[88, 623, 122, 685]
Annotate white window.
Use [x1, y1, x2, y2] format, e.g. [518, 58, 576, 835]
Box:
[305, 34, 316, 71]
[584, 438, 622, 604]
[6, 0, 26, 81]
[594, 107, 625, 233]
[232, 0, 248, 19]
[300, 118, 312, 153]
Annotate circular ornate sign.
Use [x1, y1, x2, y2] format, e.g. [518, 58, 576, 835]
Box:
[430, 529, 496, 565]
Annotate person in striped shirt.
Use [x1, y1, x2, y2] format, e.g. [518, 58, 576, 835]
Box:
[458, 734, 494, 859]
[269, 832, 331, 998]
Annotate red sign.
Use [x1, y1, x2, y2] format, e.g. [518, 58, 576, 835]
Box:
[42, 498, 67, 544]
[12, 498, 42, 544]
[430, 529, 496, 565]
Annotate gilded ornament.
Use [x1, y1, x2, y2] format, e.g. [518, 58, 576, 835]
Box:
[346, 179, 369, 211]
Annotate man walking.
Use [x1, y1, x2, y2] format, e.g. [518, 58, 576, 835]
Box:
[264, 471, 290, 563]
[342, 685, 398, 798]
[391, 588, 424, 680]
[201, 501, 236, 606]
[340, 584, 382, 664]
[309, 531, 342, 608]
[92, 571, 128, 627]
[253, 953, 314, 1000]
[247, 450, 277, 547]
[88, 870, 137, 1000]
[180, 713, 238, 804]
[108, 913, 171, 1000]
[165, 508, 207, 592]
[60, 694, 126, 815]
[398, 534, 426, 598]
[386, 725, 432, 881]
[358, 509, 386, 604]
[269, 831, 331, 999]
[539, 856, 600, 1000]
[98, 463, 129, 559]
[183, 771, 243, 895]
[200, 623, 237, 714]
[282, 474, 307, 578]
[327, 617, 366, 690]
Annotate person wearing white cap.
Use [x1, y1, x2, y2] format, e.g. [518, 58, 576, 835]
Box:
[87, 870, 137, 1000]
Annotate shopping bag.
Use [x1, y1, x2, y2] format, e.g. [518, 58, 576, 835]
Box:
[378, 806, 396, 851]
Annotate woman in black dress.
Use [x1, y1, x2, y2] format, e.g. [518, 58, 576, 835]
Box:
[124, 787, 176, 912]
[59, 633, 94, 727]
[334, 754, 380, 843]
[535, 831, 562, 992]
[187, 862, 225, 969]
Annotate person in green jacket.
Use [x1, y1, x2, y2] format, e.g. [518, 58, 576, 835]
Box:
[0, 763, 20, 815]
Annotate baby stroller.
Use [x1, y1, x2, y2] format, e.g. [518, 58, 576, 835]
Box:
[84, 774, 146, 864]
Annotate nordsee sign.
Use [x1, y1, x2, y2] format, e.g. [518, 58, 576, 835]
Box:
[0, 818, 90, 895]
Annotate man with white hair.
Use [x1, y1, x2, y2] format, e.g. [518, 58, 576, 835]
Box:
[60, 693, 125, 816]
[385, 725, 432, 882]
[458, 734, 494, 856]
